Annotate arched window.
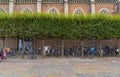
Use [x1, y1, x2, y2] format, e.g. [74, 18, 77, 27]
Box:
[21, 8, 33, 14]
[0, 8, 6, 14]
[48, 8, 59, 15]
[99, 8, 110, 14]
[73, 8, 84, 15]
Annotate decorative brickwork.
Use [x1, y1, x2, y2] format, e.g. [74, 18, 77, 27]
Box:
[69, 4, 89, 14]
[95, 0, 118, 4]
[68, 0, 90, 4]
[14, 3, 37, 13]
[15, 0, 37, 3]
[0, 4, 9, 12]
[0, 0, 119, 14]
[42, 3, 64, 14]
[42, 0, 63, 3]
[95, 3, 115, 14]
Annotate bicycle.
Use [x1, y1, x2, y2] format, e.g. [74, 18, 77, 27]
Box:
[0, 51, 5, 62]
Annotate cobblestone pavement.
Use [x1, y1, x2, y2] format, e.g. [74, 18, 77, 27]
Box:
[0, 57, 120, 77]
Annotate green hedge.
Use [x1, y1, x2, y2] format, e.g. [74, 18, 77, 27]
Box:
[0, 13, 120, 39]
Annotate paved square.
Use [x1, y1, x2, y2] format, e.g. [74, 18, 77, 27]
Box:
[0, 57, 120, 77]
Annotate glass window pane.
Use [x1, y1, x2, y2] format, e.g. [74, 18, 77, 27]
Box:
[49, 9, 58, 15]
[22, 8, 32, 14]
[100, 9, 109, 14]
[74, 9, 83, 15]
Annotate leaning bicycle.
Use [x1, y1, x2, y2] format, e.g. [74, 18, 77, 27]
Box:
[0, 51, 4, 62]
[0, 48, 9, 62]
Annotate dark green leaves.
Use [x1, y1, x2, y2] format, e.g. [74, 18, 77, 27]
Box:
[0, 14, 119, 39]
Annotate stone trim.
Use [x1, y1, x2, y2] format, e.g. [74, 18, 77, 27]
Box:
[9, 0, 14, 13]
[37, 0, 41, 13]
[64, 0, 68, 15]
[15, 0, 37, 3]
[91, 0, 95, 14]
[68, 0, 90, 4]
[42, 0, 63, 4]
[95, 0, 118, 4]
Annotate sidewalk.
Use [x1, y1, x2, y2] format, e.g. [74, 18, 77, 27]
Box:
[0, 57, 120, 77]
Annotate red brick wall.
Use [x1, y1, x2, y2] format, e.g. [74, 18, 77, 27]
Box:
[4, 38, 17, 49]
[0, 3, 9, 12]
[34, 39, 120, 49]
[34, 39, 62, 48]
[69, 4, 89, 14]
[41, 3, 64, 14]
[0, 38, 17, 49]
[14, 3, 37, 12]
[0, 2, 119, 50]
[0, 38, 118, 50]
[95, 3, 115, 14]
[0, 3, 117, 14]
[0, 39, 3, 49]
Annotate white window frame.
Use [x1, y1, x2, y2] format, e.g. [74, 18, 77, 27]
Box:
[21, 7, 33, 14]
[99, 8, 110, 14]
[73, 8, 85, 15]
[48, 7, 59, 15]
[0, 8, 7, 13]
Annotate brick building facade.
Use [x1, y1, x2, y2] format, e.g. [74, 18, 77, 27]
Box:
[0, 0, 119, 15]
[0, 0, 120, 51]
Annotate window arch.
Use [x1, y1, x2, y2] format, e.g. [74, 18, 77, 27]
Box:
[0, 8, 6, 14]
[73, 8, 84, 15]
[21, 8, 33, 14]
[99, 8, 110, 14]
[48, 7, 59, 15]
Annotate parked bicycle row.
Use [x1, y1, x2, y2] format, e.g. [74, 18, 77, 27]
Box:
[0, 45, 120, 61]
[35, 45, 120, 57]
